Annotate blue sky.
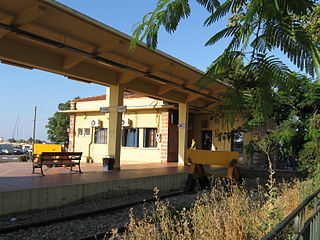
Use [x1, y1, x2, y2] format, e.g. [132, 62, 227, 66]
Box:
[0, 1, 301, 141]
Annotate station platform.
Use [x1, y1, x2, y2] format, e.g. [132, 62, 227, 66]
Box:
[0, 162, 189, 216]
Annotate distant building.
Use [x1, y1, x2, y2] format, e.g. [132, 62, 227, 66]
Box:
[0, 137, 3, 143]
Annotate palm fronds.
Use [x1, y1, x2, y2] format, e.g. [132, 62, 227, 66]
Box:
[130, 0, 320, 124]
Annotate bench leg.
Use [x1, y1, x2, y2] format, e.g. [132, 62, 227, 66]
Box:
[41, 165, 45, 176]
[184, 174, 196, 194]
[198, 176, 210, 189]
[78, 164, 82, 174]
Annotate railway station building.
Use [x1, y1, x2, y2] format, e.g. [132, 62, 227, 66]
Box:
[0, 0, 274, 170]
[0, 0, 285, 218]
[63, 91, 275, 167]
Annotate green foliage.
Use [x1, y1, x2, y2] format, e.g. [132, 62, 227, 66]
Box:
[131, 0, 319, 76]
[17, 155, 28, 162]
[131, 0, 320, 175]
[296, 4, 320, 45]
[131, 0, 320, 124]
[115, 180, 317, 240]
[299, 114, 320, 179]
[46, 100, 71, 144]
[130, 0, 195, 50]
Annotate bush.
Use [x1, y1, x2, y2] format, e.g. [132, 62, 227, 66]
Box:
[17, 155, 28, 162]
[112, 180, 317, 240]
[299, 114, 320, 180]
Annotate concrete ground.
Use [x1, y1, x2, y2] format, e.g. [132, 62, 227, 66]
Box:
[0, 162, 186, 191]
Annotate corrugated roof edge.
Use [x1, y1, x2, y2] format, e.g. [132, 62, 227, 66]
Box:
[73, 93, 147, 102]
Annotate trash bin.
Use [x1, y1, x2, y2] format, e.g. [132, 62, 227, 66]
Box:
[102, 156, 115, 171]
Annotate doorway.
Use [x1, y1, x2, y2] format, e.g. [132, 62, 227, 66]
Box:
[201, 130, 212, 150]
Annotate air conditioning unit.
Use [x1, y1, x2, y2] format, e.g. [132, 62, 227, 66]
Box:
[156, 133, 161, 142]
[122, 119, 131, 127]
[90, 119, 101, 127]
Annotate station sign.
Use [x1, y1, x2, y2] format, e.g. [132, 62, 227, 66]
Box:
[100, 106, 127, 113]
[117, 106, 127, 112]
[100, 107, 109, 113]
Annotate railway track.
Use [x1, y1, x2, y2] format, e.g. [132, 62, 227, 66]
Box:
[0, 191, 184, 239]
[80, 226, 126, 240]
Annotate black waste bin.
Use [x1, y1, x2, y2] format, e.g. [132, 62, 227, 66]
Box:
[102, 157, 115, 170]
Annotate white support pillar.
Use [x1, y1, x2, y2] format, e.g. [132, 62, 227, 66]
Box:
[178, 103, 189, 164]
[107, 84, 123, 170]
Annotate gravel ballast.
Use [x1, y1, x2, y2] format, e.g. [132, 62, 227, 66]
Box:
[0, 190, 200, 240]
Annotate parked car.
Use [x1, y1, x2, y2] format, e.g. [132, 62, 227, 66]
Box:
[13, 147, 25, 155]
[1, 148, 13, 155]
[0, 144, 14, 155]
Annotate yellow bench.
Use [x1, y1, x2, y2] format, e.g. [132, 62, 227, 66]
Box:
[185, 149, 241, 193]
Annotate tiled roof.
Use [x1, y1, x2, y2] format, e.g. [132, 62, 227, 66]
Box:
[73, 92, 146, 102]
[73, 95, 106, 102]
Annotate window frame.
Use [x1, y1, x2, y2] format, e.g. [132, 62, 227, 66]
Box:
[78, 128, 83, 137]
[143, 128, 158, 148]
[231, 130, 244, 152]
[122, 128, 139, 147]
[94, 128, 108, 144]
[84, 128, 91, 137]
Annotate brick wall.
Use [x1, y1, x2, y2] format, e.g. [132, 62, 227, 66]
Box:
[160, 111, 169, 162]
[160, 110, 178, 162]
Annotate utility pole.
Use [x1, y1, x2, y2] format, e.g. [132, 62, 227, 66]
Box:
[32, 106, 37, 154]
[16, 114, 19, 140]
[12, 114, 19, 140]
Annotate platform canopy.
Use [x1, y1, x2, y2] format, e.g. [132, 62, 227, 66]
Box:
[0, 0, 230, 112]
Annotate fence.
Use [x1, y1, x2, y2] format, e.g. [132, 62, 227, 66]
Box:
[262, 188, 320, 240]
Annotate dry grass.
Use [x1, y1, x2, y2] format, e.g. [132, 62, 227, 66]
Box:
[111, 179, 318, 240]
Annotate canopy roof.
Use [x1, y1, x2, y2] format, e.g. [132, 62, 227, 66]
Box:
[0, 0, 229, 112]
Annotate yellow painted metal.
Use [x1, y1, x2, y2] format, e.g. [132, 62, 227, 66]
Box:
[186, 149, 239, 166]
[33, 144, 62, 156]
[188, 163, 196, 174]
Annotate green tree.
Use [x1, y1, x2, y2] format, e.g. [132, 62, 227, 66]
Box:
[296, 3, 320, 45]
[131, 0, 320, 122]
[131, 1, 320, 175]
[272, 73, 320, 159]
[299, 114, 320, 178]
[46, 100, 71, 145]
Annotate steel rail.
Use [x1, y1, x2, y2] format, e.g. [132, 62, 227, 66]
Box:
[0, 191, 183, 235]
[80, 226, 126, 240]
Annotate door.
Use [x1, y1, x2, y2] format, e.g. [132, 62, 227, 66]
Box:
[201, 130, 212, 150]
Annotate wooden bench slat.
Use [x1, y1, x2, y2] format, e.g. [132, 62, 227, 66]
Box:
[32, 152, 83, 176]
[34, 161, 77, 165]
[35, 158, 81, 161]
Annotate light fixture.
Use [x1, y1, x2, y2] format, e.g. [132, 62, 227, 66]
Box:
[95, 59, 112, 68]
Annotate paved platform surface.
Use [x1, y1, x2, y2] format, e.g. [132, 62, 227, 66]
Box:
[0, 162, 187, 192]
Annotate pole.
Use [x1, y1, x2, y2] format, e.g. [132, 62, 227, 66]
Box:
[12, 114, 19, 140]
[32, 106, 37, 154]
[16, 114, 19, 140]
